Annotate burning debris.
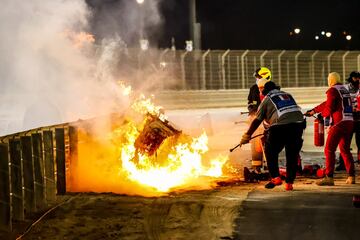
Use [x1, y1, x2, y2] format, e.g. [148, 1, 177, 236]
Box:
[134, 113, 181, 157]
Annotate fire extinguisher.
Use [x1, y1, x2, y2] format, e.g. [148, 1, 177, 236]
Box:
[314, 114, 324, 147]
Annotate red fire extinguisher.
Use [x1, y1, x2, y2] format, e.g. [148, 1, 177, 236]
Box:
[314, 115, 324, 147]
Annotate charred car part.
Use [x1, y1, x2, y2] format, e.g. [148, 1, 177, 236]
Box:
[134, 113, 181, 157]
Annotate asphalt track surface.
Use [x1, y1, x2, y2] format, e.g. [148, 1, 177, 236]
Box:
[234, 184, 360, 240]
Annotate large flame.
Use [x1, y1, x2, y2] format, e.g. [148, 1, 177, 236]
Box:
[113, 92, 228, 192]
[70, 83, 229, 195]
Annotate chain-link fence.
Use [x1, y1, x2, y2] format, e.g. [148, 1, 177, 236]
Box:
[132, 49, 360, 90]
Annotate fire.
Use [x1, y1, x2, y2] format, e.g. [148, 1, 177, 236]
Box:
[113, 93, 228, 192]
[62, 30, 95, 49]
[70, 83, 230, 195]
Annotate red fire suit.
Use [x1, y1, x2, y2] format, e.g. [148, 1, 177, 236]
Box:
[313, 84, 355, 177]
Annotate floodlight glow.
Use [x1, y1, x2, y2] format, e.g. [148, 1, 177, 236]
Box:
[315, 36, 319, 40]
[185, 40, 193, 52]
[321, 31, 325, 35]
[325, 32, 332, 37]
[346, 35, 352, 40]
[136, 0, 144, 4]
[140, 39, 149, 50]
[294, 28, 301, 34]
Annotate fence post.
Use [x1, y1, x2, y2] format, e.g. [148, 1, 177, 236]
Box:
[180, 51, 189, 90]
[295, 50, 303, 87]
[342, 51, 350, 82]
[68, 126, 78, 192]
[9, 139, 24, 221]
[241, 50, 249, 89]
[278, 50, 285, 86]
[327, 51, 335, 73]
[55, 128, 66, 195]
[221, 49, 230, 89]
[201, 49, 210, 90]
[311, 50, 319, 86]
[0, 144, 11, 231]
[20, 136, 35, 214]
[31, 133, 45, 210]
[43, 131, 56, 202]
[260, 50, 268, 67]
[159, 49, 169, 90]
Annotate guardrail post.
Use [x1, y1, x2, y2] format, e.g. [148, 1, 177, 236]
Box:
[221, 49, 230, 89]
[342, 51, 350, 82]
[0, 144, 11, 231]
[55, 128, 66, 195]
[43, 131, 55, 202]
[9, 139, 24, 221]
[295, 50, 303, 87]
[20, 136, 35, 214]
[241, 50, 249, 89]
[31, 133, 45, 210]
[278, 50, 285, 86]
[201, 49, 210, 90]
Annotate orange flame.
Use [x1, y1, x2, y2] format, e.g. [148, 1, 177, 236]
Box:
[70, 83, 229, 195]
[62, 30, 95, 49]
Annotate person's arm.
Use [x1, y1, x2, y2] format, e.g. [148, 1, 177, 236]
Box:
[314, 88, 338, 117]
[241, 99, 266, 145]
[247, 85, 260, 115]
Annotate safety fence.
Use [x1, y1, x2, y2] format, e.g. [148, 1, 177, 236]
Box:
[131, 49, 360, 90]
[0, 113, 126, 233]
[0, 123, 78, 232]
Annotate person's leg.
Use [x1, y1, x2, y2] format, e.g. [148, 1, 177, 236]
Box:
[285, 123, 304, 184]
[264, 128, 284, 179]
[355, 121, 360, 162]
[338, 121, 355, 177]
[324, 125, 342, 177]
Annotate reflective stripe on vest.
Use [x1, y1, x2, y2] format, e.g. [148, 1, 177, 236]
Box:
[267, 90, 300, 117]
[332, 85, 353, 122]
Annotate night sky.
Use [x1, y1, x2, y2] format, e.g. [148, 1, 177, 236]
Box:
[87, 0, 360, 50]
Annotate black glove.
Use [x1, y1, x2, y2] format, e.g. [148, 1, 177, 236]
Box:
[304, 109, 315, 117]
[240, 133, 251, 145]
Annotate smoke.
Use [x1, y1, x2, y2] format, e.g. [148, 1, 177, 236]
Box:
[0, 0, 168, 135]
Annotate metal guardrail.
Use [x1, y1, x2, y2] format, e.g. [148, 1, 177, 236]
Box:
[0, 124, 77, 232]
[0, 113, 125, 233]
[155, 87, 327, 109]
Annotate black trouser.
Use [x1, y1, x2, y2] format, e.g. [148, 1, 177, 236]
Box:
[354, 121, 360, 161]
[264, 122, 304, 183]
[338, 120, 360, 164]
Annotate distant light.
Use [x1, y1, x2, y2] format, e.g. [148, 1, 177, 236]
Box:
[321, 31, 325, 35]
[346, 35, 352, 41]
[294, 28, 301, 34]
[160, 61, 167, 68]
[140, 39, 149, 50]
[136, 0, 144, 4]
[325, 32, 332, 38]
[315, 36, 319, 40]
[185, 40, 193, 52]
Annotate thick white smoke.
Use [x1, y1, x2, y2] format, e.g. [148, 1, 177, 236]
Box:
[0, 0, 164, 135]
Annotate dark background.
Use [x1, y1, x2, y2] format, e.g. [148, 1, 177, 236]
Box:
[86, 0, 360, 50]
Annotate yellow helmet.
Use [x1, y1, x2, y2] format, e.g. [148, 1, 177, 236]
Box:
[254, 67, 272, 80]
